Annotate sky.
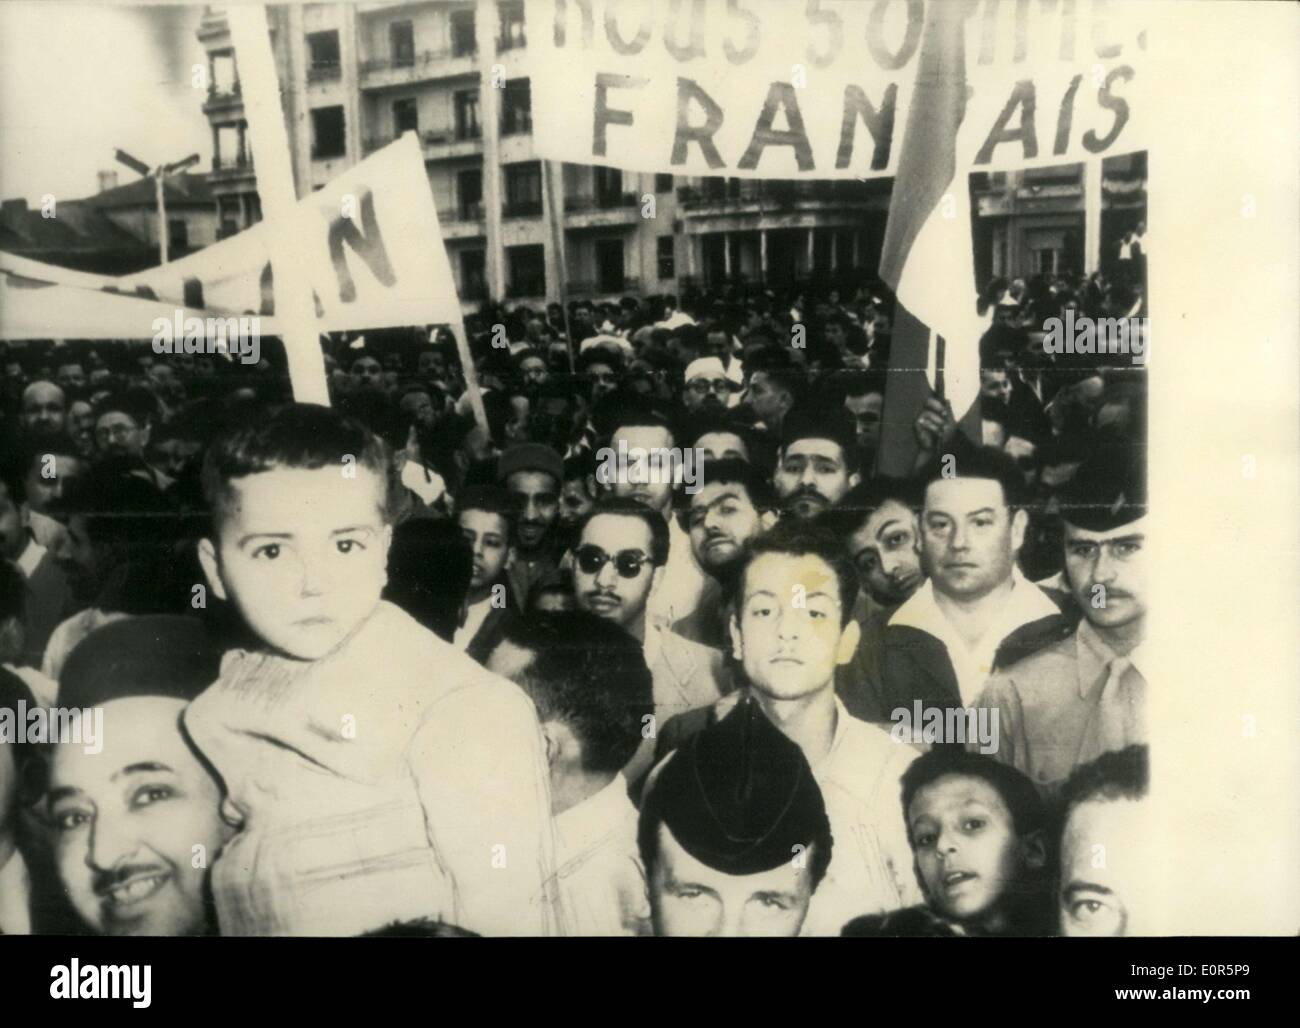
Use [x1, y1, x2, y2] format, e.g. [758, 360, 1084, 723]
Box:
[0, 2, 214, 205]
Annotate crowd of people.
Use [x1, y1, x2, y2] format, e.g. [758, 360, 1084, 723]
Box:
[0, 266, 1148, 937]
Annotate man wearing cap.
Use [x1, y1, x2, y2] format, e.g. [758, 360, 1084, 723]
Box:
[46, 616, 235, 936]
[976, 458, 1147, 794]
[682, 357, 735, 414]
[639, 697, 833, 937]
[498, 443, 564, 611]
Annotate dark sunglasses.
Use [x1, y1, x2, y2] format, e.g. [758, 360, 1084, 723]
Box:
[575, 545, 652, 579]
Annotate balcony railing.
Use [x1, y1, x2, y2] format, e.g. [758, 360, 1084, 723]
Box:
[205, 81, 242, 103]
[360, 48, 476, 77]
[678, 180, 879, 207]
[307, 62, 341, 83]
[505, 278, 545, 298]
[211, 156, 254, 176]
[568, 277, 640, 296]
[502, 200, 543, 219]
[437, 203, 485, 223]
[564, 192, 639, 212]
[454, 124, 483, 141]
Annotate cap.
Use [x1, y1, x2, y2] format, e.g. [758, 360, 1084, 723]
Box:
[642, 697, 832, 877]
[59, 615, 226, 709]
[1057, 452, 1147, 531]
[496, 442, 563, 485]
[684, 356, 728, 383]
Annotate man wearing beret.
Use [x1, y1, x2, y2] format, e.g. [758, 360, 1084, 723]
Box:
[498, 443, 564, 611]
[639, 697, 832, 937]
[46, 616, 235, 936]
[976, 456, 1148, 795]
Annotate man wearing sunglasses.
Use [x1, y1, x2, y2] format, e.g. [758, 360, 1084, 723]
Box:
[572, 498, 725, 789]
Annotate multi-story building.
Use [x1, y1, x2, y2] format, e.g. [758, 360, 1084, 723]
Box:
[195, 3, 1146, 311]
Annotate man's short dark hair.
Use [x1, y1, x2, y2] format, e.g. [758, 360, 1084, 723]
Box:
[497, 611, 653, 775]
[383, 518, 472, 642]
[780, 404, 860, 468]
[578, 496, 670, 566]
[598, 392, 676, 447]
[0, 559, 25, 624]
[457, 484, 518, 525]
[919, 442, 1027, 509]
[819, 475, 920, 536]
[201, 403, 390, 526]
[900, 748, 1047, 845]
[674, 457, 776, 530]
[93, 386, 158, 429]
[1061, 744, 1149, 815]
[679, 409, 751, 452]
[739, 519, 859, 626]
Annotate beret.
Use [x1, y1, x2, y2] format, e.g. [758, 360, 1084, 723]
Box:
[643, 697, 831, 877]
[59, 615, 225, 709]
[496, 443, 563, 485]
[1057, 451, 1147, 531]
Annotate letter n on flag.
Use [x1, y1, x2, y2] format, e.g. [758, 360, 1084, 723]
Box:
[876, 0, 987, 475]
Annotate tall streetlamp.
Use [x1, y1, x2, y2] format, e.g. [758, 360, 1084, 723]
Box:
[113, 148, 201, 265]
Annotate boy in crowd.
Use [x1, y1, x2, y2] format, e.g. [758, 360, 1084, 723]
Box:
[843, 748, 1051, 936]
[639, 698, 832, 937]
[656, 520, 921, 935]
[187, 403, 562, 937]
[487, 612, 654, 936]
[454, 485, 518, 661]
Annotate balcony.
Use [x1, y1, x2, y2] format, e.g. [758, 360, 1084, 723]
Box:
[568, 277, 640, 298]
[307, 62, 342, 83]
[562, 191, 642, 229]
[502, 200, 543, 220]
[211, 156, 255, 181]
[203, 82, 242, 114]
[436, 204, 486, 240]
[359, 48, 477, 89]
[505, 278, 545, 299]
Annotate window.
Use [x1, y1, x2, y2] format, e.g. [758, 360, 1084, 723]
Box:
[460, 250, 487, 299]
[657, 236, 675, 280]
[457, 168, 483, 219]
[655, 173, 673, 193]
[451, 9, 476, 57]
[454, 89, 481, 139]
[307, 30, 340, 79]
[498, 1, 526, 50]
[501, 78, 532, 135]
[595, 166, 623, 207]
[393, 97, 419, 136]
[168, 219, 189, 251]
[390, 21, 415, 66]
[596, 239, 625, 293]
[311, 106, 346, 159]
[507, 244, 545, 297]
[504, 161, 542, 217]
[211, 52, 237, 95]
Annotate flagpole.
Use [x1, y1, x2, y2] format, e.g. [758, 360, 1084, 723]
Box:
[541, 159, 575, 374]
[227, 5, 330, 405]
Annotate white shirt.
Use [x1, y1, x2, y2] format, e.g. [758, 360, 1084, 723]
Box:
[889, 567, 1061, 706]
[802, 698, 923, 936]
[645, 516, 708, 629]
[4, 663, 58, 707]
[15, 537, 45, 579]
[0, 848, 31, 935]
[552, 776, 650, 936]
[452, 595, 494, 650]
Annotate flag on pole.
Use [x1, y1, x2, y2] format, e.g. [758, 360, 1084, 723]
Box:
[876, 0, 988, 475]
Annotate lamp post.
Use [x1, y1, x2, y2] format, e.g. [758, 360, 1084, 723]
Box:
[113, 149, 201, 265]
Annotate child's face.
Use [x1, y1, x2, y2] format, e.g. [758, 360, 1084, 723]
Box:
[200, 464, 392, 660]
[908, 775, 1028, 926]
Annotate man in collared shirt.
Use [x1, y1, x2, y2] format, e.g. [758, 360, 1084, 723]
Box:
[572, 499, 725, 788]
[486, 611, 655, 936]
[977, 459, 1147, 794]
[655, 520, 921, 936]
[879, 445, 1071, 715]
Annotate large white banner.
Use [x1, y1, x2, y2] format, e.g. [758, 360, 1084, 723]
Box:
[529, 0, 1148, 179]
[0, 133, 459, 340]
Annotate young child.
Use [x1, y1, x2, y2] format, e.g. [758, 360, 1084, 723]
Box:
[842, 748, 1052, 937]
[187, 403, 562, 937]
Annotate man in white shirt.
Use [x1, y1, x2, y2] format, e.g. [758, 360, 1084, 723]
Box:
[654, 520, 922, 935]
[879, 445, 1070, 715]
[486, 611, 654, 936]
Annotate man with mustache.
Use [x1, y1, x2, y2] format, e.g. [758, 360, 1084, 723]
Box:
[773, 407, 861, 521]
[572, 498, 725, 789]
[672, 458, 778, 652]
[878, 444, 1071, 720]
[977, 457, 1147, 794]
[47, 616, 234, 936]
[498, 444, 564, 611]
